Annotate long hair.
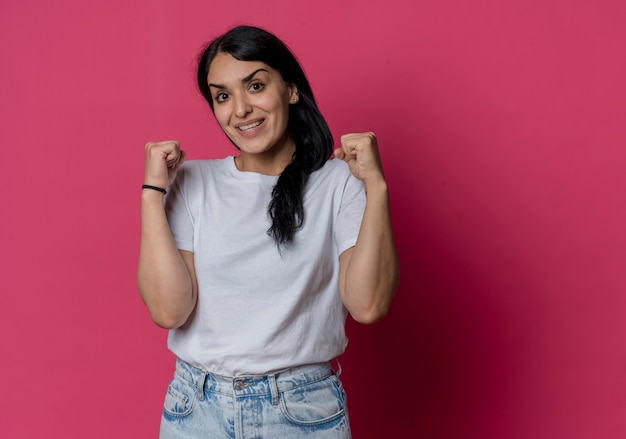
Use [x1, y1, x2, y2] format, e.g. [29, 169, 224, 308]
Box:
[197, 26, 333, 247]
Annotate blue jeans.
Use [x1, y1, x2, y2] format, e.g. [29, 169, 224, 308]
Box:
[160, 358, 352, 438]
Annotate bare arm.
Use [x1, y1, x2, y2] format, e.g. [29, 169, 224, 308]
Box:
[137, 141, 197, 329]
[335, 133, 400, 324]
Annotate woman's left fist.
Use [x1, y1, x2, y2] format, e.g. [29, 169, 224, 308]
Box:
[334, 132, 385, 185]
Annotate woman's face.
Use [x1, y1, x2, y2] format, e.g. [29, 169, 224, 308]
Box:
[207, 53, 298, 163]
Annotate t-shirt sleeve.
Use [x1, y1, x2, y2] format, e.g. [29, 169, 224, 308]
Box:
[335, 173, 366, 255]
[164, 165, 195, 253]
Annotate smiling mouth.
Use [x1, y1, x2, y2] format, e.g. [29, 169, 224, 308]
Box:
[237, 120, 264, 131]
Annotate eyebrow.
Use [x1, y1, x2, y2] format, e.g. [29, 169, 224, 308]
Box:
[208, 68, 269, 89]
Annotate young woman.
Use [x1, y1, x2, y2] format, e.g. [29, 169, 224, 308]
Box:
[138, 25, 399, 438]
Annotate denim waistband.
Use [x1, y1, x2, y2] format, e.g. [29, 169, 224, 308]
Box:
[174, 358, 335, 399]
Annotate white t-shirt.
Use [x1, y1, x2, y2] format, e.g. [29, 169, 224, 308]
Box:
[164, 156, 366, 376]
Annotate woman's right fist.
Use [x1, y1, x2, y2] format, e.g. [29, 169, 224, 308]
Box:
[144, 140, 186, 189]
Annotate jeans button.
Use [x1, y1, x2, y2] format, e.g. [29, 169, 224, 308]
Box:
[234, 380, 245, 390]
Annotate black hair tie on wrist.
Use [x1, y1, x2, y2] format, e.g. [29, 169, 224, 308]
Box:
[142, 184, 167, 195]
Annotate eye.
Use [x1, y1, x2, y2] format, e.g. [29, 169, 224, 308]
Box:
[214, 92, 229, 103]
[249, 82, 264, 92]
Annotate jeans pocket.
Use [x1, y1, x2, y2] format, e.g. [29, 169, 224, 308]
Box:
[280, 375, 346, 426]
[163, 373, 198, 419]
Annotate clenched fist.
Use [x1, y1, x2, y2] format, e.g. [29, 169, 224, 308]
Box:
[334, 132, 385, 188]
[144, 140, 186, 189]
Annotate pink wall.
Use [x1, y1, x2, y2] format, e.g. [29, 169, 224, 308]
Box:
[1, 0, 625, 437]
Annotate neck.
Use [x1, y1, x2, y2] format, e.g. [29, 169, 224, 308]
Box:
[234, 140, 296, 176]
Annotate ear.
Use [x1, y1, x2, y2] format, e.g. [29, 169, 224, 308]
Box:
[289, 84, 299, 104]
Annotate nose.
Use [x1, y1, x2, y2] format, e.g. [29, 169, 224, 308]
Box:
[233, 92, 252, 118]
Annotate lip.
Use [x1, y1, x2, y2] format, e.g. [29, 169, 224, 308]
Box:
[234, 118, 265, 137]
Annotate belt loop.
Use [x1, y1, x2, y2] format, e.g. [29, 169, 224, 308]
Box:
[268, 374, 279, 405]
[333, 358, 343, 377]
[198, 371, 208, 401]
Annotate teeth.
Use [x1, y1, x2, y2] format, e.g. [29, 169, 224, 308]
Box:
[239, 121, 261, 131]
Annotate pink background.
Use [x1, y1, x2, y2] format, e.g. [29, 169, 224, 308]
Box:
[1, 0, 625, 438]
